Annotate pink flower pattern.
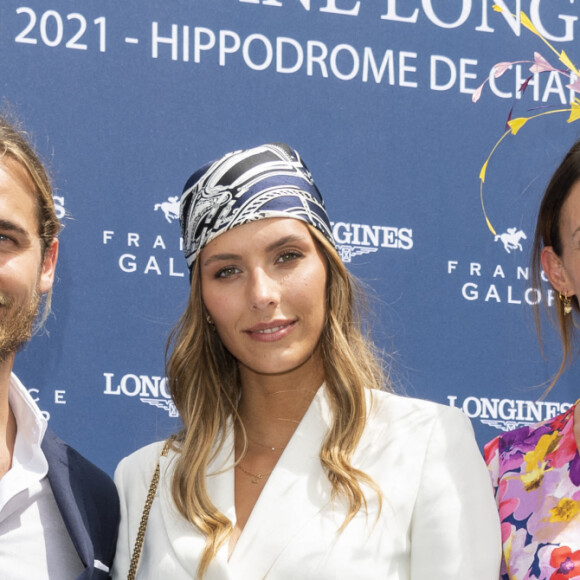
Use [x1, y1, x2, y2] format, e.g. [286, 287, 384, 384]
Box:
[485, 404, 580, 579]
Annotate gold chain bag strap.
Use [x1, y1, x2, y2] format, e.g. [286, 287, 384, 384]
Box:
[127, 440, 171, 580]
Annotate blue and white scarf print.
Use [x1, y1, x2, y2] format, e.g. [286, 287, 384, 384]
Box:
[180, 142, 336, 271]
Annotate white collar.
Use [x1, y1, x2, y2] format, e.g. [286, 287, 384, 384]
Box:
[157, 383, 333, 578]
[3, 373, 48, 488]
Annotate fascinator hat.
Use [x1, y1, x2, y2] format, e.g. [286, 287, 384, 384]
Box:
[180, 142, 336, 273]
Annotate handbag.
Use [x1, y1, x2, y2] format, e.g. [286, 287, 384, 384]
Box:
[127, 440, 171, 580]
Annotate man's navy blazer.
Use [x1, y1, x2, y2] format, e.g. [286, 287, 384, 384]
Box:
[41, 429, 120, 579]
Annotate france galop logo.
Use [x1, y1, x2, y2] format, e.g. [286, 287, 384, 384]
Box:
[154, 196, 179, 223]
[494, 227, 526, 254]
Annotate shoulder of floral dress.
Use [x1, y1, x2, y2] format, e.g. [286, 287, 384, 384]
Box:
[483, 403, 576, 475]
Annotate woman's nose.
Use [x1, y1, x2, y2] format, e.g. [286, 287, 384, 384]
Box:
[248, 268, 279, 310]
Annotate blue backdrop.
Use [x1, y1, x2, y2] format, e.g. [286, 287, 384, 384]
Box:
[2, 0, 580, 476]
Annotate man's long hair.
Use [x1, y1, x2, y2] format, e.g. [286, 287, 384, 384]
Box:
[0, 115, 60, 326]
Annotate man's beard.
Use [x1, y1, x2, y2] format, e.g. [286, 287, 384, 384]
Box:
[0, 290, 41, 363]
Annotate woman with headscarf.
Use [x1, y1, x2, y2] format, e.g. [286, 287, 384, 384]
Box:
[112, 143, 500, 579]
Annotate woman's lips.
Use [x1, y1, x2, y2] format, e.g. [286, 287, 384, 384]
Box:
[245, 320, 296, 341]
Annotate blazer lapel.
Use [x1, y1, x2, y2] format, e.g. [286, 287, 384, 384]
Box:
[158, 426, 236, 579]
[229, 386, 332, 579]
[41, 430, 93, 571]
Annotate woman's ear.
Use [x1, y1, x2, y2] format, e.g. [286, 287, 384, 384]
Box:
[541, 246, 574, 296]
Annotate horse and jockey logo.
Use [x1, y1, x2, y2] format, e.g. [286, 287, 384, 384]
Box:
[154, 196, 180, 223]
[494, 227, 526, 254]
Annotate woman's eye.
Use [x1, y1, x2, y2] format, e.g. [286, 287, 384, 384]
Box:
[216, 266, 240, 278]
[277, 251, 301, 263]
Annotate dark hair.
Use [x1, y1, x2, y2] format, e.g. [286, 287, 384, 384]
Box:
[531, 139, 580, 393]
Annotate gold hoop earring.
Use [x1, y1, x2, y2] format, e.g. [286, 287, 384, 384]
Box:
[559, 291, 573, 316]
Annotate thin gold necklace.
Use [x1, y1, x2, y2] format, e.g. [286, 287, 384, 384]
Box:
[236, 462, 273, 484]
[246, 434, 281, 452]
[240, 417, 290, 452]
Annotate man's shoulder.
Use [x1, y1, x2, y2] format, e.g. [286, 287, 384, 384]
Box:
[42, 428, 117, 494]
[41, 428, 120, 565]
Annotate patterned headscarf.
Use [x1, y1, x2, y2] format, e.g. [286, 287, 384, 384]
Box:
[180, 142, 336, 271]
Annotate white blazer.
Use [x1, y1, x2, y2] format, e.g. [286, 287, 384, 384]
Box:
[112, 388, 501, 579]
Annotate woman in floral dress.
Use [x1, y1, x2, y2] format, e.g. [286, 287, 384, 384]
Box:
[485, 140, 580, 579]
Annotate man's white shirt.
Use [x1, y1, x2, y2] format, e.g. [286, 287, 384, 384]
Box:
[0, 374, 84, 579]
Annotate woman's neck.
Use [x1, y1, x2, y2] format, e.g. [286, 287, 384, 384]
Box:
[237, 363, 324, 445]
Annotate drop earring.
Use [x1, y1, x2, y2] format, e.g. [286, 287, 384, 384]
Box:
[559, 291, 573, 315]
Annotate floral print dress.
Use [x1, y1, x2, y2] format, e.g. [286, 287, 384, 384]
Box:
[484, 404, 580, 579]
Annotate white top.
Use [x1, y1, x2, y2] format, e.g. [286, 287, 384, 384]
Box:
[0, 374, 84, 580]
[113, 387, 502, 579]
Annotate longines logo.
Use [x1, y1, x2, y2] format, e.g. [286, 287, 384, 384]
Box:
[100, 197, 414, 275]
[237, 0, 578, 44]
[448, 395, 572, 431]
[103, 372, 179, 417]
[331, 221, 413, 263]
[447, 226, 555, 306]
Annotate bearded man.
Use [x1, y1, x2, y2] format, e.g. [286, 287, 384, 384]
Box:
[0, 116, 119, 579]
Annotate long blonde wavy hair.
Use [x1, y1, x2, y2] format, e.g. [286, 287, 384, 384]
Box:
[166, 224, 390, 578]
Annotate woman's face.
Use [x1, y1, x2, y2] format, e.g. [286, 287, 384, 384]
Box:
[542, 180, 580, 298]
[200, 218, 328, 381]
